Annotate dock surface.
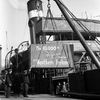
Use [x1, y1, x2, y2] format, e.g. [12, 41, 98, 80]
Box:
[0, 94, 81, 100]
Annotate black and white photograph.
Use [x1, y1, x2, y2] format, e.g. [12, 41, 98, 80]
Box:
[0, 0, 100, 99]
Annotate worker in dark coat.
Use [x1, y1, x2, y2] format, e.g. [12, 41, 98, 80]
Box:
[22, 70, 29, 97]
[56, 82, 61, 95]
[5, 70, 12, 98]
[10, 48, 23, 96]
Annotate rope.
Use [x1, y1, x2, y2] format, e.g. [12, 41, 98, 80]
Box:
[58, 0, 100, 50]
[34, 0, 57, 68]
[43, 0, 58, 42]
[34, 0, 65, 68]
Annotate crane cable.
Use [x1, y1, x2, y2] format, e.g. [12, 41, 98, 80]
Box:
[66, 5, 100, 50]
[58, 0, 100, 46]
[58, 0, 93, 37]
[34, 0, 69, 69]
[45, 0, 69, 68]
[58, 0, 100, 61]
[43, 0, 58, 42]
[34, 0, 58, 68]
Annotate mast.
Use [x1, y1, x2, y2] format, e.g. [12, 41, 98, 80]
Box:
[54, 0, 100, 69]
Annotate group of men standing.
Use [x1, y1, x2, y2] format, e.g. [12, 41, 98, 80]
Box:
[5, 69, 29, 98]
[5, 48, 30, 98]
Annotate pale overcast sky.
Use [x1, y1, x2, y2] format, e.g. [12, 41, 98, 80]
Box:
[1, 0, 100, 66]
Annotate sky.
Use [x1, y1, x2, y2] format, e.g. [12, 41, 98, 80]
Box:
[1, 0, 100, 67]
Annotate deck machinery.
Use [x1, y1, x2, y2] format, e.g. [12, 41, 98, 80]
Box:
[5, 0, 100, 98]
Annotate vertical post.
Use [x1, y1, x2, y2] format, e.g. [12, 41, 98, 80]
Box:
[67, 44, 74, 68]
[27, 0, 43, 44]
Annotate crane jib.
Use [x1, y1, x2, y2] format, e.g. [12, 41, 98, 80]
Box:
[54, 0, 100, 69]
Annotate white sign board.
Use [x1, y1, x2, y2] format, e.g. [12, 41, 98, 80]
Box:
[30, 43, 71, 68]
